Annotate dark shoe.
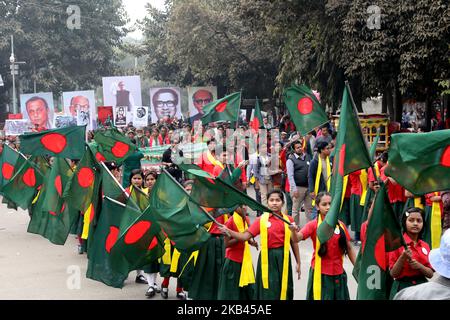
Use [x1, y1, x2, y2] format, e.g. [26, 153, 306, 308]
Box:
[161, 287, 168, 299]
[77, 245, 84, 255]
[145, 286, 155, 298]
[176, 291, 187, 300]
[135, 275, 148, 284]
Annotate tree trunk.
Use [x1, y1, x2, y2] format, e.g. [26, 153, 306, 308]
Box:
[382, 88, 388, 114]
[445, 94, 450, 122]
[349, 78, 363, 113]
[393, 84, 403, 123]
[386, 86, 395, 121]
[425, 89, 432, 132]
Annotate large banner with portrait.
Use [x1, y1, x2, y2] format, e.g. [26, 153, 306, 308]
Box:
[62, 90, 96, 130]
[133, 106, 149, 127]
[102, 76, 142, 110]
[20, 92, 55, 130]
[149, 87, 182, 123]
[187, 86, 218, 124]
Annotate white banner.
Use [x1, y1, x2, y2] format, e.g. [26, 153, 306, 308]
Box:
[4, 119, 32, 136]
[133, 106, 149, 127]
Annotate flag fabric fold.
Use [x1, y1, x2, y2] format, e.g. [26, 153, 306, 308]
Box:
[19, 125, 86, 159]
[317, 85, 372, 243]
[384, 130, 450, 195]
[356, 182, 405, 300]
[201, 92, 241, 125]
[283, 84, 328, 135]
[94, 128, 136, 164]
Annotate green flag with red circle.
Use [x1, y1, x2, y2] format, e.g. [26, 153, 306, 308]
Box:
[384, 130, 450, 195]
[94, 128, 136, 164]
[19, 125, 86, 159]
[283, 84, 328, 136]
[28, 158, 78, 245]
[64, 147, 101, 213]
[109, 191, 165, 277]
[317, 86, 372, 243]
[250, 98, 264, 131]
[148, 171, 211, 252]
[0, 144, 26, 191]
[177, 162, 271, 213]
[356, 182, 404, 300]
[201, 92, 241, 125]
[1, 157, 45, 210]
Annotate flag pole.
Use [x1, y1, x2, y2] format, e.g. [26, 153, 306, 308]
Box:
[161, 167, 219, 224]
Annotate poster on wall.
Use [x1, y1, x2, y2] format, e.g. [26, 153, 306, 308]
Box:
[149, 87, 182, 123]
[187, 86, 218, 124]
[62, 90, 96, 130]
[20, 92, 55, 130]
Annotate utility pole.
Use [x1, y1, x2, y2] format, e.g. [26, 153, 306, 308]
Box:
[9, 35, 26, 114]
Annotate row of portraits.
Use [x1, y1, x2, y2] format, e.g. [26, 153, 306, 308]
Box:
[18, 75, 218, 131]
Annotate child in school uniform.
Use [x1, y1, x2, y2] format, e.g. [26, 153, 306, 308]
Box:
[389, 207, 434, 299]
[296, 192, 357, 300]
[218, 205, 257, 300]
[219, 190, 301, 300]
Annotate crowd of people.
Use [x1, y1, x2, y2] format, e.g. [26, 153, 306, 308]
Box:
[1, 108, 450, 301]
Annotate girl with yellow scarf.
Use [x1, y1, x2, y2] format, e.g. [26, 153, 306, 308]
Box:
[296, 192, 356, 300]
[217, 205, 258, 300]
[219, 190, 301, 300]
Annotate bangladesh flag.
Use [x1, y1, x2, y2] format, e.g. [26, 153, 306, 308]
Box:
[0, 144, 26, 190]
[64, 147, 101, 213]
[178, 162, 271, 213]
[94, 128, 136, 164]
[283, 84, 328, 135]
[317, 86, 372, 243]
[2, 157, 45, 210]
[109, 195, 165, 277]
[148, 171, 211, 252]
[250, 98, 264, 131]
[356, 182, 404, 300]
[384, 130, 450, 195]
[201, 92, 241, 125]
[27, 159, 78, 245]
[86, 197, 135, 288]
[19, 125, 86, 159]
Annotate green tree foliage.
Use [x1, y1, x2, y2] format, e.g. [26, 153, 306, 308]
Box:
[0, 0, 128, 97]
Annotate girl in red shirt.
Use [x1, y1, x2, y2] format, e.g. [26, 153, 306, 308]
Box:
[218, 205, 258, 300]
[297, 192, 356, 300]
[389, 208, 434, 299]
[219, 190, 301, 300]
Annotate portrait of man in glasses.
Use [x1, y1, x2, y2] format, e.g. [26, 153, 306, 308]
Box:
[188, 87, 216, 124]
[150, 87, 181, 123]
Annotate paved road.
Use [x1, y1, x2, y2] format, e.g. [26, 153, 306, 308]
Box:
[0, 194, 358, 300]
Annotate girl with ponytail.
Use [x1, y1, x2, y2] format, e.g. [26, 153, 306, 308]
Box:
[296, 192, 356, 300]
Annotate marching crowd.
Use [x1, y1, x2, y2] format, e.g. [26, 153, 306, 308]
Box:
[1, 110, 450, 301]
